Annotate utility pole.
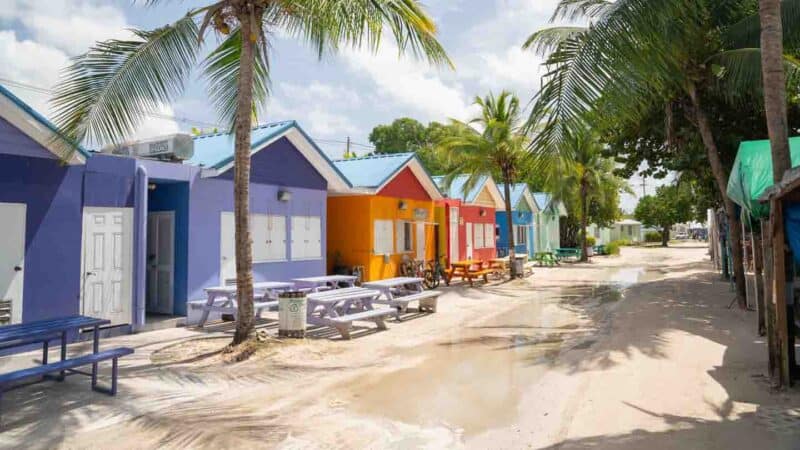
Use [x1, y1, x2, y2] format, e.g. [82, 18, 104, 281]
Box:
[345, 136, 352, 159]
[640, 177, 647, 197]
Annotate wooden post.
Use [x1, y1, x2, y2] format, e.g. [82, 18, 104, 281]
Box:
[754, 233, 766, 335]
[770, 198, 791, 387]
[763, 218, 777, 376]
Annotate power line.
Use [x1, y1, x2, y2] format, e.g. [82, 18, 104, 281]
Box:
[0, 76, 377, 150]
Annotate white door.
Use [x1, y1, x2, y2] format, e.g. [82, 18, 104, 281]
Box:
[0, 203, 25, 325]
[448, 207, 459, 261]
[220, 212, 235, 285]
[415, 222, 426, 261]
[146, 212, 174, 315]
[81, 207, 133, 325]
[466, 222, 473, 259]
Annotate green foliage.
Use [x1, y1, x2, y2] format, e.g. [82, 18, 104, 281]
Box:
[644, 231, 663, 243]
[367, 118, 464, 174]
[605, 240, 621, 255]
[586, 236, 596, 246]
[634, 184, 696, 243]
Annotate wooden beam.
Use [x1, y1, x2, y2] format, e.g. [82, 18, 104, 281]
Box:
[763, 219, 777, 376]
[771, 198, 792, 387]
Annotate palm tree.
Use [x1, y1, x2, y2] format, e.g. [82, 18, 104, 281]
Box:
[547, 128, 622, 262]
[760, 0, 792, 181]
[436, 91, 531, 277]
[523, 0, 800, 309]
[51, 1, 450, 345]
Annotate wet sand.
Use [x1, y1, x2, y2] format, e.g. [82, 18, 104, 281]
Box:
[1, 245, 798, 449]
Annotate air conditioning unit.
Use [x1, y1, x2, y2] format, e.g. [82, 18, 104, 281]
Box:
[102, 134, 194, 161]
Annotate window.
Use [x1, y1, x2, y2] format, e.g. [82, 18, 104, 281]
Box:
[484, 223, 495, 248]
[291, 216, 322, 260]
[374, 219, 394, 254]
[396, 221, 413, 253]
[474, 223, 485, 249]
[515, 225, 527, 245]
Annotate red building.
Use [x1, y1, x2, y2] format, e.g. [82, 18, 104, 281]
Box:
[434, 175, 505, 263]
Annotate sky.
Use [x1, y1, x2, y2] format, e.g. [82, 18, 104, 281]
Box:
[0, 0, 669, 211]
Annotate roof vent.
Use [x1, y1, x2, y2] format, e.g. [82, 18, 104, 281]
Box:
[102, 134, 194, 161]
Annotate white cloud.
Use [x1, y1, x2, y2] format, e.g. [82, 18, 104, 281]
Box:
[2, 0, 131, 55]
[341, 41, 472, 123]
[477, 46, 545, 92]
[0, 1, 180, 143]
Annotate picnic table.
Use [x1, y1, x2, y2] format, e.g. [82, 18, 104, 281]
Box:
[196, 281, 295, 327]
[444, 260, 491, 287]
[306, 287, 394, 339]
[555, 248, 582, 261]
[0, 316, 133, 415]
[363, 277, 441, 315]
[593, 244, 606, 256]
[292, 275, 358, 292]
[534, 252, 559, 266]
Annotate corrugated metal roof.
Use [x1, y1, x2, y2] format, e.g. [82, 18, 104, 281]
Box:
[433, 174, 488, 203]
[533, 192, 552, 210]
[498, 183, 529, 209]
[332, 153, 415, 188]
[188, 120, 297, 169]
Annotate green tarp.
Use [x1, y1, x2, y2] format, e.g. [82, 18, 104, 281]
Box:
[726, 136, 800, 218]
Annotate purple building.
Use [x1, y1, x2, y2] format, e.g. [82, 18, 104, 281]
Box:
[0, 85, 349, 332]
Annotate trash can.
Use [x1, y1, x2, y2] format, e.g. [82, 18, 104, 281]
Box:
[278, 291, 307, 338]
[512, 256, 525, 278]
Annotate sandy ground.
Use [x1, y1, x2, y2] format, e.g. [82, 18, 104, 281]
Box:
[1, 245, 799, 449]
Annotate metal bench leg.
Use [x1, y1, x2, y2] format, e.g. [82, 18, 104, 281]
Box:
[42, 340, 49, 365]
[111, 357, 118, 396]
[58, 331, 67, 381]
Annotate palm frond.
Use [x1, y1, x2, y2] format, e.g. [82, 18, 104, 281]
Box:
[550, 0, 614, 22]
[202, 27, 271, 130]
[271, 0, 452, 68]
[723, 0, 800, 50]
[51, 15, 199, 146]
[523, 26, 587, 57]
[707, 47, 800, 104]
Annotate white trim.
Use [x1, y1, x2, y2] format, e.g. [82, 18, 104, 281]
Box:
[373, 158, 443, 200]
[0, 94, 85, 165]
[519, 189, 539, 214]
[209, 127, 350, 192]
[467, 176, 505, 209]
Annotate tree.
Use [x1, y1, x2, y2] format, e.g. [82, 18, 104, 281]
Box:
[52, 0, 450, 346]
[436, 91, 531, 277]
[635, 184, 696, 247]
[760, 0, 792, 181]
[524, 0, 800, 308]
[537, 127, 627, 261]
[368, 118, 463, 173]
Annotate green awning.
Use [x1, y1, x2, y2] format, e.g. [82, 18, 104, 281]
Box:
[726, 136, 800, 218]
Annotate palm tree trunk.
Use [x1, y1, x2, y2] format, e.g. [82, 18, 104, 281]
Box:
[502, 173, 517, 277]
[686, 83, 747, 309]
[579, 178, 588, 262]
[232, 10, 257, 345]
[760, 0, 792, 181]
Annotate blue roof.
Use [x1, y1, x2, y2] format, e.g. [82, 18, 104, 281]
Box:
[0, 83, 90, 158]
[332, 153, 416, 188]
[188, 120, 296, 169]
[433, 175, 488, 203]
[533, 192, 552, 210]
[498, 183, 529, 209]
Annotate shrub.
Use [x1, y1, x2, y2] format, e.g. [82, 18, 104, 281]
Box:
[586, 236, 596, 247]
[644, 231, 662, 243]
[605, 240, 623, 255]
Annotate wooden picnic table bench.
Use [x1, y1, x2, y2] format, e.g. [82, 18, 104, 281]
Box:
[0, 316, 133, 421]
[291, 275, 357, 292]
[445, 261, 491, 287]
[195, 281, 295, 327]
[306, 287, 394, 339]
[363, 277, 441, 317]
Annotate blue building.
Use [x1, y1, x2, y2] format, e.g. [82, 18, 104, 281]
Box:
[496, 184, 539, 257]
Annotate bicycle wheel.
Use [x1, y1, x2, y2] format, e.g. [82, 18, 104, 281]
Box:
[423, 269, 438, 289]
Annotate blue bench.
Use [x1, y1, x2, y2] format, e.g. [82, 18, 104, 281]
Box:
[0, 347, 134, 419]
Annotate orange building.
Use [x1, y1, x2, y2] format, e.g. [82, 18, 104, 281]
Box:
[327, 153, 443, 281]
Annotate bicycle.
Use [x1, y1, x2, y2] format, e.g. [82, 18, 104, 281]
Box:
[423, 257, 447, 289]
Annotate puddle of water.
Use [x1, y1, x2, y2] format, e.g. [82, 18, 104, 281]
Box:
[341, 300, 566, 437]
[608, 267, 646, 288]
